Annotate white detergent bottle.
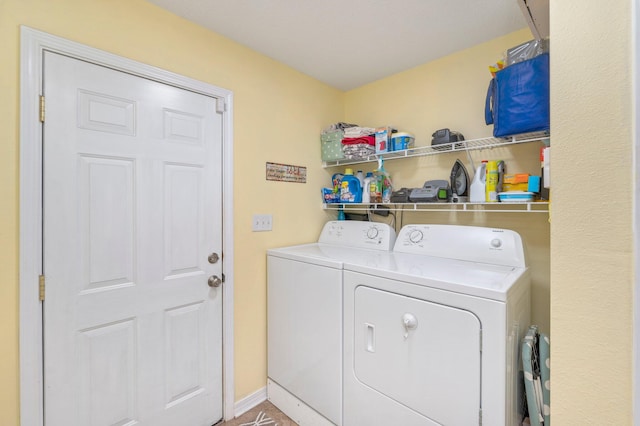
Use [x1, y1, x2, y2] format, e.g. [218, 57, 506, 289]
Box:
[356, 170, 364, 188]
[470, 161, 487, 203]
[363, 172, 373, 204]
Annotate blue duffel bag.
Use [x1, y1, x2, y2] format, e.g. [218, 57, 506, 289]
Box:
[485, 53, 550, 138]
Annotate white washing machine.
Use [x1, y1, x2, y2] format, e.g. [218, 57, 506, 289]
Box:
[267, 220, 396, 425]
[343, 224, 531, 426]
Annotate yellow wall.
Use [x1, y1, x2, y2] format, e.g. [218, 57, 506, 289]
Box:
[343, 28, 552, 333]
[551, 1, 634, 423]
[2, 0, 635, 424]
[0, 0, 342, 423]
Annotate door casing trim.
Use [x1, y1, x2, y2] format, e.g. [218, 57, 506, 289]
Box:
[19, 26, 235, 425]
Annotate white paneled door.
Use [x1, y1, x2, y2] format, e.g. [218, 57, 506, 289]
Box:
[42, 51, 223, 426]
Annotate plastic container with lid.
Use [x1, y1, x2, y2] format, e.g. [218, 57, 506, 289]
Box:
[498, 191, 534, 202]
[390, 132, 415, 151]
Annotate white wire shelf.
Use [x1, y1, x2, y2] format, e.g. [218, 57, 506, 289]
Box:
[322, 131, 550, 168]
[322, 201, 550, 213]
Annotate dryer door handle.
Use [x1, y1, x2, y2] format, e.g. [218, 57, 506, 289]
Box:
[365, 323, 376, 353]
[402, 313, 418, 339]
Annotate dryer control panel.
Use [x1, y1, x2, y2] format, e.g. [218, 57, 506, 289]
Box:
[319, 221, 396, 251]
[394, 224, 526, 268]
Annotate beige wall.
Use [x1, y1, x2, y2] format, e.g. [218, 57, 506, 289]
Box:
[551, 1, 634, 423]
[1, 0, 342, 423]
[343, 28, 552, 333]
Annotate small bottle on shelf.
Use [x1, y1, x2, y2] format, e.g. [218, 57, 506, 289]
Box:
[370, 170, 382, 203]
[363, 172, 373, 204]
[485, 160, 499, 202]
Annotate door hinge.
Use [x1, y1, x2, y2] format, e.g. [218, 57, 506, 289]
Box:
[39, 95, 45, 123]
[216, 98, 226, 113]
[221, 273, 226, 283]
[39, 275, 45, 301]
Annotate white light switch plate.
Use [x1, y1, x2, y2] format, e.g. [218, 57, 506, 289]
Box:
[252, 214, 273, 232]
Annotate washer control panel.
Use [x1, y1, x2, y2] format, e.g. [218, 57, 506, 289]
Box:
[319, 221, 396, 251]
[394, 224, 526, 268]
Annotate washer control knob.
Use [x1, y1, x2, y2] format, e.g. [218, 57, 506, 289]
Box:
[366, 227, 379, 239]
[490, 238, 502, 248]
[409, 230, 423, 244]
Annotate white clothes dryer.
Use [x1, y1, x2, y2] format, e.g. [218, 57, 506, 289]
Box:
[267, 220, 396, 425]
[343, 224, 531, 426]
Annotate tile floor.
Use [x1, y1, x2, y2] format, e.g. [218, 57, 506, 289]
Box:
[218, 401, 297, 426]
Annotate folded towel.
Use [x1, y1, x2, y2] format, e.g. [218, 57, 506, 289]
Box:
[322, 122, 358, 134]
[341, 136, 375, 146]
[342, 143, 375, 160]
[344, 126, 376, 137]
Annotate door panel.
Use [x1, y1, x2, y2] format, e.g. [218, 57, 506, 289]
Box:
[80, 156, 136, 291]
[78, 319, 137, 426]
[43, 51, 223, 426]
[165, 302, 206, 405]
[164, 164, 204, 278]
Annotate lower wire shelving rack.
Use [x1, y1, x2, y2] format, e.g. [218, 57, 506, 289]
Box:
[322, 201, 550, 213]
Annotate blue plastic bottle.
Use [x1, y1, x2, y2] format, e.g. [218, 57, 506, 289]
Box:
[339, 168, 362, 203]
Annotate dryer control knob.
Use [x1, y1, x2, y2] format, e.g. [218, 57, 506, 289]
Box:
[491, 238, 502, 248]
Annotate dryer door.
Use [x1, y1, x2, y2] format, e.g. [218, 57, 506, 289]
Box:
[353, 286, 481, 425]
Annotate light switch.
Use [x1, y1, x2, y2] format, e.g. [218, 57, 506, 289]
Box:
[252, 214, 273, 232]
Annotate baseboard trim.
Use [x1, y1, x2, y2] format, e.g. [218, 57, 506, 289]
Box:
[234, 386, 267, 417]
[267, 379, 335, 425]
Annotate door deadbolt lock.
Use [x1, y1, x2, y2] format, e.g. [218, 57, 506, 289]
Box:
[208, 275, 222, 288]
[208, 253, 220, 264]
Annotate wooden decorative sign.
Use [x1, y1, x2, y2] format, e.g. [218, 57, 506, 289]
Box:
[266, 162, 307, 183]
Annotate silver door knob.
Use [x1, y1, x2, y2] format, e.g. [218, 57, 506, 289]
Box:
[208, 275, 222, 288]
[208, 253, 220, 264]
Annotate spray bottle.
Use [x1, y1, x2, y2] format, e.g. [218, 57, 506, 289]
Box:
[497, 160, 505, 194]
[370, 171, 382, 203]
[377, 158, 393, 203]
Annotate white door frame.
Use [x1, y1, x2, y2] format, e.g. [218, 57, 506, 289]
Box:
[19, 26, 235, 425]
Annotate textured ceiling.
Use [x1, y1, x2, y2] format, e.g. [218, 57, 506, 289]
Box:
[147, 0, 529, 91]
